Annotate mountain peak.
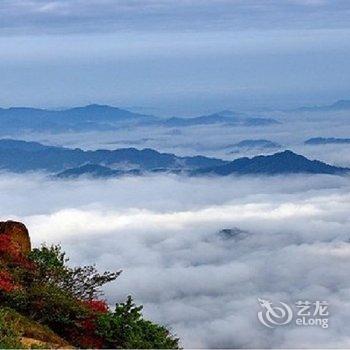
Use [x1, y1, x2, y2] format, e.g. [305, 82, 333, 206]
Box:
[194, 150, 349, 176]
[82, 104, 118, 110]
[216, 110, 237, 116]
[296, 99, 350, 112]
[71, 104, 121, 111]
[331, 99, 350, 108]
[274, 149, 300, 157]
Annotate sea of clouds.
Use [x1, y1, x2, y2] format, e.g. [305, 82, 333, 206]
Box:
[1, 172, 350, 347]
[1, 0, 350, 346]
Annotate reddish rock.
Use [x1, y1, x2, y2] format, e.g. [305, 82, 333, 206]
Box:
[0, 221, 31, 255]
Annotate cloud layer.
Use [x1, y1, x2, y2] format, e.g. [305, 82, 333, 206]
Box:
[1, 0, 350, 34]
[2, 172, 350, 347]
[1, 1, 349, 112]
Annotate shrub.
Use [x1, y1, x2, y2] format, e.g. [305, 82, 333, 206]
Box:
[29, 245, 121, 300]
[84, 300, 109, 314]
[0, 243, 180, 349]
[97, 296, 180, 349]
[0, 270, 17, 293]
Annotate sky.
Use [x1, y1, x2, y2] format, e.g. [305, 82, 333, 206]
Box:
[2, 2, 350, 347]
[0, 0, 349, 114]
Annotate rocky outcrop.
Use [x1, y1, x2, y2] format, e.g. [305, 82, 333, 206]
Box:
[0, 221, 31, 255]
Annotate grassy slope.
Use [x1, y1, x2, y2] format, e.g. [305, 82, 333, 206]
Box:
[0, 307, 72, 349]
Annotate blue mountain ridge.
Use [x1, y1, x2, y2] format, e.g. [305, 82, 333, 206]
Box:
[0, 139, 345, 178]
[295, 99, 350, 112]
[0, 139, 226, 173]
[305, 137, 350, 145]
[228, 139, 281, 149]
[0, 105, 280, 133]
[193, 150, 349, 176]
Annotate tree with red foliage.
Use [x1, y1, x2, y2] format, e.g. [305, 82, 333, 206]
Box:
[0, 270, 17, 293]
[84, 300, 109, 314]
[74, 301, 107, 348]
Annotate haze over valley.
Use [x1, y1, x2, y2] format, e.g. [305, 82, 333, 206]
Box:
[2, 99, 350, 347]
[1, 0, 350, 348]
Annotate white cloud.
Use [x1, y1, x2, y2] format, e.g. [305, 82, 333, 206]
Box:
[1, 172, 350, 347]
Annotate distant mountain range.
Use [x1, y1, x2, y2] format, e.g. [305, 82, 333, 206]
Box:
[0, 104, 156, 133]
[161, 111, 279, 127]
[296, 99, 350, 112]
[0, 105, 280, 134]
[0, 139, 347, 178]
[192, 150, 349, 176]
[2, 99, 349, 135]
[56, 164, 142, 179]
[0, 139, 226, 173]
[305, 137, 350, 145]
[225, 139, 281, 152]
